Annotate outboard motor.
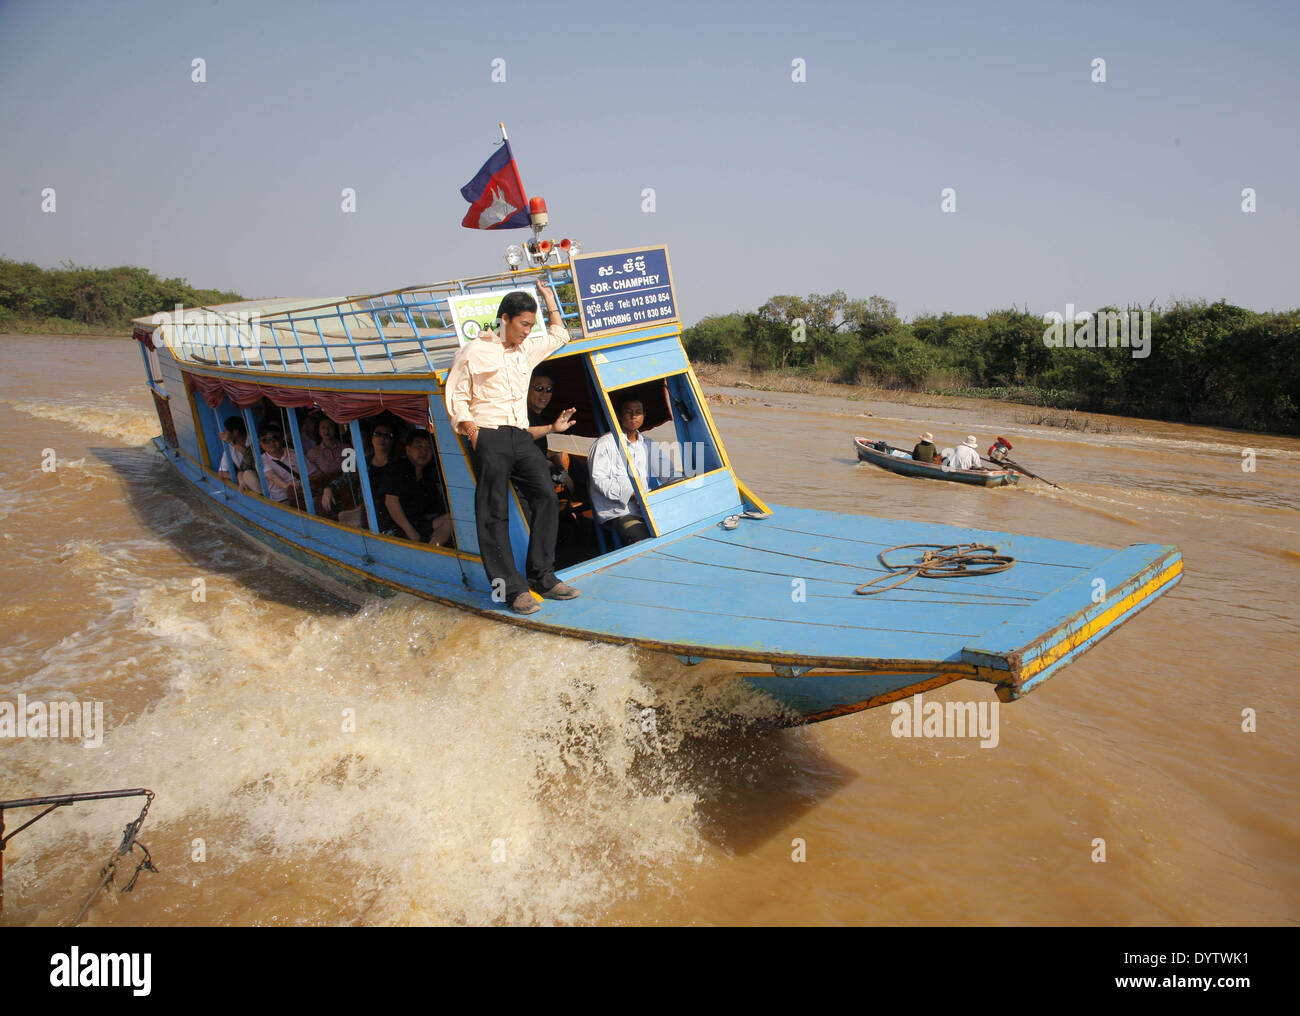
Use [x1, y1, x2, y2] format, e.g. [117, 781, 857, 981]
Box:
[988, 436, 1013, 464]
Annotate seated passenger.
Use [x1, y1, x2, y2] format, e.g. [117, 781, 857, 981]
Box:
[259, 428, 305, 505]
[381, 430, 453, 545]
[218, 416, 259, 493]
[911, 431, 938, 463]
[307, 417, 347, 477]
[945, 435, 984, 471]
[363, 421, 397, 529]
[526, 366, 578, 494]
[299, 409, 324, 455]
[589, 397, 660, 544]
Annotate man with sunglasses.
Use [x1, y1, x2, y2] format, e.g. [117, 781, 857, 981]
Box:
[258, 428, 304, 506]
[526, 365, 577, 493]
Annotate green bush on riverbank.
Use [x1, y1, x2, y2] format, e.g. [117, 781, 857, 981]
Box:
[0, 259, 243, 334]
[682, 293, 1300, 434]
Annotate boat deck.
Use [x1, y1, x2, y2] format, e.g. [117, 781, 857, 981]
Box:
[553, 506, 1181, 700]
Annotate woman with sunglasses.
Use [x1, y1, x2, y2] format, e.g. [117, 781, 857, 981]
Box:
[366, 422, 398, 530]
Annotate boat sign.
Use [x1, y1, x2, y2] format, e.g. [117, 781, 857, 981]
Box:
[572, 246, 677, 337]
[447, 287, 545, 346]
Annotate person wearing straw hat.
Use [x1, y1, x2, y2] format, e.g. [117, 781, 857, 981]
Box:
[911, 431, 938, 463]
[946, 435, 983, 471]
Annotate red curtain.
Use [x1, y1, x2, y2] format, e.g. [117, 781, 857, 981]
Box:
[184, 372, 431, 429]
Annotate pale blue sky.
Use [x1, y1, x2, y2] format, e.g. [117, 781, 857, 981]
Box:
[1, 0, 1296, 322]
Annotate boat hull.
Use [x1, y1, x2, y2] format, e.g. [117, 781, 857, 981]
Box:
[855, 437, 1019, 487]
[153, 437, 1182, 725]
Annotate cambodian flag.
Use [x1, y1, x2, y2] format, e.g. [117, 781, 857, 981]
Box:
[460, 141, 530, 230]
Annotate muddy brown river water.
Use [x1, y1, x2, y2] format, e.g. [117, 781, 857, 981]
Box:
[1, 333, 1296, 925]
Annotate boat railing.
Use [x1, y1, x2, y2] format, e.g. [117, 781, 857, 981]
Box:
[166, 263, 581, 376]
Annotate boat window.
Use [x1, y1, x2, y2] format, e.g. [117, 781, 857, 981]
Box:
[606, 372, 723, 485]
[542, 366, 725, 567]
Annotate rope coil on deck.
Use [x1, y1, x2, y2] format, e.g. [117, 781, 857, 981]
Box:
[856, 542, 1016, 596]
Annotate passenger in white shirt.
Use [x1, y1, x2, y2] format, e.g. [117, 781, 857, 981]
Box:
[946, 435, 984, 471]
[590, 397, 661, 544]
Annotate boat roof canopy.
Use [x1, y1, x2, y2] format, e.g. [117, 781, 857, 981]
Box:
[131, 263, 678, 380]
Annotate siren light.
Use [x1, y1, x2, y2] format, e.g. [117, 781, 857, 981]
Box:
[529, 196, 549, 230]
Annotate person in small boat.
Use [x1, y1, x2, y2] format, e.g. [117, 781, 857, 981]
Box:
[218, 416, 259, 493]
[382, 430, 453, 546]
[911, 431, 938, 463]
[445, 281, 580, 614]
[590, 397, 658, 544]
[259, 428, 306, 505]
[526, 366, 578, 494]
[945, 435, 984, 471]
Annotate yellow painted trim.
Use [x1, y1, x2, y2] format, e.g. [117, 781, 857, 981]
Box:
[180, 363, 442, 384]
[796, 673, 969, 724]
[546, 324, 681, 360]
[594, 380, 661, 534]
[172, 444, 205, 472]
[565, 321, 682, 346]
[1021, 560, 1184, 679]
[645, 465, 732, 496]
[190, 450, 479, 562]
[735, 478, 771, 515]
[183, 381, 213, 472]
[682, 366, 733, 473]
[736, 663, 980, 680]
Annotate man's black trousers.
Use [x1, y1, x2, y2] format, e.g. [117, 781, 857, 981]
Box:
[472, 426, 559, 601]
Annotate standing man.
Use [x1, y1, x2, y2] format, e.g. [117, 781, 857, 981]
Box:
[445, 281, 580, 614]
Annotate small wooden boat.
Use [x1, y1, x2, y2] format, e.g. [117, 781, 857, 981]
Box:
[855, 437, 1020, 487]
[128, 238, 1180, 725]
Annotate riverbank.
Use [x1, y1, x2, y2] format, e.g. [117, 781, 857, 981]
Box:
[695, 363, 1144, 435]
[3, 321, 130, 338]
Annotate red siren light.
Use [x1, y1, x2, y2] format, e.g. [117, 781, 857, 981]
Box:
[529, 196, 549, 231]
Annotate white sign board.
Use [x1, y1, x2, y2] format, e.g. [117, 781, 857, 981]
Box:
[446, 287, 544, 347]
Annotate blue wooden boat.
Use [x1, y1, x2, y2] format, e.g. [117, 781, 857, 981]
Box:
[855, 437, 1020, 487]
[130, 241, 1181, 725]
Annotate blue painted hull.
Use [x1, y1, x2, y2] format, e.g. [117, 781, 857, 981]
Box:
[154, 437, 1182, 724]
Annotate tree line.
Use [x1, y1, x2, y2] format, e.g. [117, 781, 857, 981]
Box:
[0, 259, 244, 333]
[682, 292, 1300, 434]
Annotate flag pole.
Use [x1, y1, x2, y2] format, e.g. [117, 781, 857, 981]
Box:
[499, 122, 529, 210]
